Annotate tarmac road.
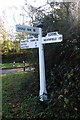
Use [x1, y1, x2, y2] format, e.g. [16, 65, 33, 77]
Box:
[2, 68, 23, 74]
[0, 67, 34, 74]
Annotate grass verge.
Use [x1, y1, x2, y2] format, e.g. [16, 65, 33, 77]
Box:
[2, 70, 80, 119]
[0, 63, 30, 69]
[2, 71, 50, 120]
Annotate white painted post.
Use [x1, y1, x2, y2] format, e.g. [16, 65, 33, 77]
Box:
[16, 24, 63, 101]
[38, 28, 47, 101]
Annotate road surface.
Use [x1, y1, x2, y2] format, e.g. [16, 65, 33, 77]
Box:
[0, 67, 34, 74]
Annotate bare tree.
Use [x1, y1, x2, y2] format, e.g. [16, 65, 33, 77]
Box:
[0, 17, 8, 41]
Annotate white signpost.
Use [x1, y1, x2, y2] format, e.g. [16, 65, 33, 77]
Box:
[16, 24, 63, 101]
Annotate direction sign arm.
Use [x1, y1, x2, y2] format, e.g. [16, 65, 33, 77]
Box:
[16, 24, 39, 34]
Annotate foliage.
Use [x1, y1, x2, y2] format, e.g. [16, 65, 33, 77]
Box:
[33, 2, 80, 119]
[2, 72, 39, 119]
[1, 40, 21, 55]
[2, 69, 80, 120]
[2, 48, 38, 65]
[0, 17, 8, 41]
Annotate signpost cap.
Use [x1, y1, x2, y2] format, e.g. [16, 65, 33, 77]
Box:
[33, 22, 43, 28]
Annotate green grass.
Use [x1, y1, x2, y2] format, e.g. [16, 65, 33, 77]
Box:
[0, 63, 29, 69]
[2, 70, 79, 119]
[2, 71, 43, 119]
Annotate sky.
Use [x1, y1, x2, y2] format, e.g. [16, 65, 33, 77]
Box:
[0, 0, 64, 36]
[0, 0, 25, 11]
[0, 0, 47, 11]
[0, 0, 47, 34]
[0, 0, 24, 34]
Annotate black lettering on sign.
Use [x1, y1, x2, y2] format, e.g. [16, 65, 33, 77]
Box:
[33, 29, 36, 32]
[44, 39, 46, 41]
[27, 28, 31, 31]
[46, 38, 57, 41]
[18, 27, 25, 31]
[30, 39, 35, 42]
[53, 38, 57, 40]
[26, 46, 29, 48]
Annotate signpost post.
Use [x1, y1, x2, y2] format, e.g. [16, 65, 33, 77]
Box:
[16, 24, 63, 101]
[38, 28, 47, 101]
